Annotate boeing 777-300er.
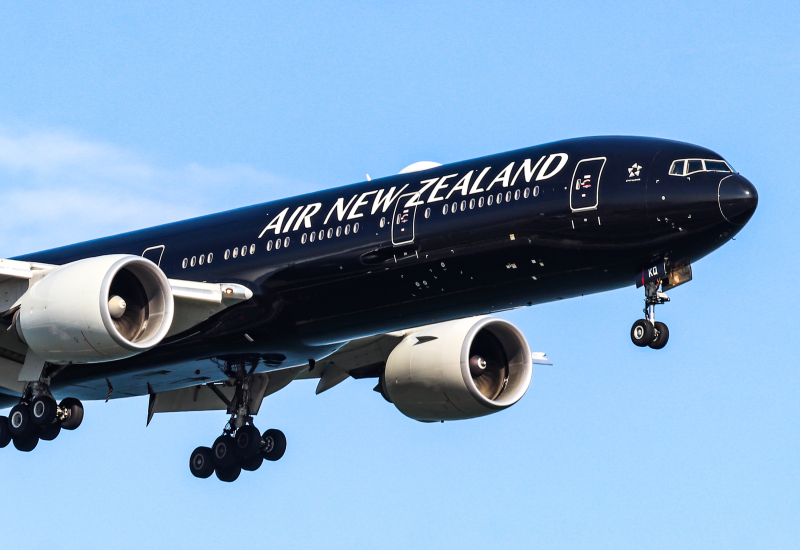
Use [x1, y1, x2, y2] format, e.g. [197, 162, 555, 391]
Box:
[0, 136, 757, 481]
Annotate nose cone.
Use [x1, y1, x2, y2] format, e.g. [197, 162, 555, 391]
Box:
[718, 174, 758, 225]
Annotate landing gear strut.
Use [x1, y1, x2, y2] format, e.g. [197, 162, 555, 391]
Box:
[1, 382, 84, 453]
[630, 280, 670, 349]
[189, 365, 286, 482]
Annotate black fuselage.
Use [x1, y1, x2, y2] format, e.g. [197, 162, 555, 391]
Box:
[16, 136, 757, 400]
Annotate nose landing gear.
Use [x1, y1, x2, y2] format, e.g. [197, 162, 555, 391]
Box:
[631, 280, 670, 349]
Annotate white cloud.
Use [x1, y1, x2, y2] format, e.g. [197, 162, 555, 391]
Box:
[0, 127, 307, 256]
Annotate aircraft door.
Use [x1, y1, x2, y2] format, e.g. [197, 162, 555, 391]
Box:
[570, 157, 606, 212]
[392, 194, 417, 245]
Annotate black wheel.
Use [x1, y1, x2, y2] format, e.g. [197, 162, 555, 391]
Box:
[189, 446, 215, 479]
[235, 424, 262, 458]
[649, 322, 670, 349]
[13, 433, 38, 452]
[215, 464, 242, 482]
[59, 398, 84, 431]
[262, 429, 286, 462]
[8, 403, 34, 438]
[0, 416, 11, 448]
[240, 453, 263, 472]
[630, 319, 654, 347]
[39, 421, 61, 441]
[211, 435, 238, 469]
[31, 395, 57, 427]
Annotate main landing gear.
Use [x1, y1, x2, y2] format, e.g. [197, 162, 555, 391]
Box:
[0, 384, 84, 452]
[189, 366, 286, 482]
[630, 280, 670, 349]
[190, 426, 286, 482]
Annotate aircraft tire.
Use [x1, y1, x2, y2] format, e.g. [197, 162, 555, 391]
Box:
[215, 464, 242, 483]
[212, 435, 238, 469]
[60, 398, 84, 431]
[8, 403, 34, 438]
[262, 429, 286, 462]
[240, 453, 263, 472]
[630, 320, 654, 347]
[649, 322, 670, 350]
[13, 433, 39, 452]
[190, 446, 215, 479]
[235, 424, 262, 458]
[39, 421, 62, 441]
[31, 395, 58, 427]
[0, 416, 11, 448]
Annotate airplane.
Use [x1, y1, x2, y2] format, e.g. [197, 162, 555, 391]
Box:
[0, 136, 757, 482]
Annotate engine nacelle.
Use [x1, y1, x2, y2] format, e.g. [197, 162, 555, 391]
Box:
[383, 316, 532, 421]
[16, 255, 174, 364]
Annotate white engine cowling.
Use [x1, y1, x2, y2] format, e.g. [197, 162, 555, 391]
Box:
[383, 316, 532, 421]
[16, 254, 174, 364]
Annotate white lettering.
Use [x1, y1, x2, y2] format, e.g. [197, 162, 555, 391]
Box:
[405, 178, 439, 208]
[324, 195, 358, 225]
[510, 156, 545, 187]
[427, 173, 457, 203]
[469, 166, 492, 194]
[371, 185, 409, 214]
[258, 207, 290, 238]
[446, 170, 473, 200]
[281, 205, 305, 234]
[485, 162, 515, 191]
[347, 191, 378, 220]
[536, 153, 569, 181]
[292, 202, 322, 231]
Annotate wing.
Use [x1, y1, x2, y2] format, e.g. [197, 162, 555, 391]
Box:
[0, 256, 253, 390]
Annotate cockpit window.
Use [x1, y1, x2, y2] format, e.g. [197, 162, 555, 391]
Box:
[669, 160, 685, 176]
[703, 160, 731, 172]
[687, 160, 704, 174]
[669, 158, 733, 176]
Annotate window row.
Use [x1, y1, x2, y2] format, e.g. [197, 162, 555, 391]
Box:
[182, 223, 362, 268]
[182, 252, 214, 269]
[437, 186, 539, 217]
[297, 222, 360, 245]
[224, 243, 262, 260]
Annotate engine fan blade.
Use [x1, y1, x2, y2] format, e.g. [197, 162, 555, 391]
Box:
[108, 268, 149, 342]
[468, 330, 509, 400]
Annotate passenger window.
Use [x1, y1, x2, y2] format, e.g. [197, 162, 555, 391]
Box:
[687, 160, 703, 174]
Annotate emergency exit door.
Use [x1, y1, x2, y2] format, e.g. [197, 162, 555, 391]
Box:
[392, 193, 417, 245]
[570, 157, 606, 212]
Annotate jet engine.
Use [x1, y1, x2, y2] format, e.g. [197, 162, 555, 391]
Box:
[15, 254, 174, 364]
[382, 316, 532, 421]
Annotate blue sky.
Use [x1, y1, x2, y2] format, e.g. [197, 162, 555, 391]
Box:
[0, 1, 798, 548]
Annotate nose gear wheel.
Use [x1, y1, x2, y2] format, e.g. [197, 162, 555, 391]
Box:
[630, 278, 671, 349]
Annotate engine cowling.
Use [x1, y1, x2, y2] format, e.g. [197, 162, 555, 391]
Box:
[383, 316, 532, 421]
[16, 254, 174, 364]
